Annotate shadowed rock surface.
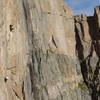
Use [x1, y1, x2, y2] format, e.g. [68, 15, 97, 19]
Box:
[0, 0, 99, 100]
[75, 6, 100, 100]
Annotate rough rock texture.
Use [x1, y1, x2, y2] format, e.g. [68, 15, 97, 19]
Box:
[75, 6, 100, 100]
[0, 0, 99, 100]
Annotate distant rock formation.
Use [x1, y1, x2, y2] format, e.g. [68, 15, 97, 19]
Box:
[75, 6, 100, 100]
[0, 0, 99, 100]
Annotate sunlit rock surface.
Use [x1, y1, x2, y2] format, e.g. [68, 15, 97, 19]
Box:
[0, 0, 99, 100]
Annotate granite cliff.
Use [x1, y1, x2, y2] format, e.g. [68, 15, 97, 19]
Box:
[0, 0, 99, 100]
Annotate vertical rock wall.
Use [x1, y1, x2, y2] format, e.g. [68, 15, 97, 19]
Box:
[24, 0, 81, 100]
[0, 0, 30, 99]
[0, 0, 99, 100]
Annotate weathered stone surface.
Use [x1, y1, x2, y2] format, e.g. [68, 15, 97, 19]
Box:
[0, 0, 79, 100]
[0, 0, 99, 100]
[23, 0, 81, 100]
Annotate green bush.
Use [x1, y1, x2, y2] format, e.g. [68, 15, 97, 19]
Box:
[78, 82, 88, 90]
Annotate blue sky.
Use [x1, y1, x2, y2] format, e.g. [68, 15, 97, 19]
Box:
[65, 0, 100, 16]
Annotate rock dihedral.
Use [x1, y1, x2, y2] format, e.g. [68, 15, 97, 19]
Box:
[0, 0, 99, 100]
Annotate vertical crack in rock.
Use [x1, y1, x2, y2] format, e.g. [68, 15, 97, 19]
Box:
[52, 35, 58, 48]
[28, 51, 41, 100]
[12, 88, 21, 99]
[22, 82, 26, 100]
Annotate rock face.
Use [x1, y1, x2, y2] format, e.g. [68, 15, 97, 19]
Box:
[75, 6, 100, 100]
[0, 0, 99, 100]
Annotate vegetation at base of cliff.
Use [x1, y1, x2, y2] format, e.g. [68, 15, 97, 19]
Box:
[78, 82, 88, 90]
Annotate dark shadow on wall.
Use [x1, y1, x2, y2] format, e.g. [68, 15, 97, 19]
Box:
[75, 17, 100, 100]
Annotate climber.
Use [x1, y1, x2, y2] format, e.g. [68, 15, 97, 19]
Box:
[9, 25, 14, 32]
[4, 76, 9, 83]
